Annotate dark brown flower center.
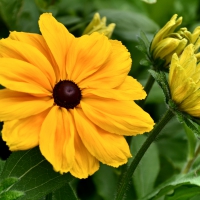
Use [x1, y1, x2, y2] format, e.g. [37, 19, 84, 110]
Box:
[53, 80, 82, 109]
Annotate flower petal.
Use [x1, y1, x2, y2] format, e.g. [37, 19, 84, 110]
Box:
[0, 38, 56, 88]
[66, 32, 111, 83]
[39, 106, 75, 173]
[39, 13, 75, 80]
[169, 52, 197, 104]
[9, 31, 60, 80]
[179, 44, 196, 76]
[2, 109, 49, 151]
[79, 40, 131, 89]
[0, 89, 53, 121]
[179, 90, 200, 112]
[82, 76, 146, 100]
[70, 122, 99, 179]
[0, 58, 52, 95]
[74, 108, 131, 167]
[81, 98, 154, 135]
[151, 14, 182, 51]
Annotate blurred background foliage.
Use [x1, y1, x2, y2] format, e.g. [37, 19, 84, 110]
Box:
[0, 0, 200, 199]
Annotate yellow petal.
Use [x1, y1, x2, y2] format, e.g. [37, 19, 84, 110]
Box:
[179, 90, 200, 111]
[0, 39, 56, 88]
[39, 106, 75, 173]
[179, 44, 196, 76]
[169, 46, 198, 105]
[183, 106, 200, 117]
[191, 26, 200, 44]
[9, 31, 60, 80]
[164, 38, 187, 65]
[2, 109, 49, 151]
[70, 122, 99, 179]
[0, 58, 52, 95]
[81, 98, 154, 135]
[0, 89, 53, 121]
[79, 40, 131, 89]
[116, 76, 146, 100]
[153, 38, 181, 59]
[66, 32, 111, 84]
[169, 54, 183, 95]
[39, 13, 75, 80]
[82, 76, 146, 101]
[170, 64, 196, 104]
[74, 108, 131, 167]
[151, 14, 182, 51]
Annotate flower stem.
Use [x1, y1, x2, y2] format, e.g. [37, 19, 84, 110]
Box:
[115, 109, 174, 200]
[182, 144, 200, 174]
[138, 74, 155, 108]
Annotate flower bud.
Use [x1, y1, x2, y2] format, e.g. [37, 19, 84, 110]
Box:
[169, 44, 200, 117]
[83, 13, 116, 38]
[153, 37, 187, 65]
[178, 27, 200, 58]
[150, 14, 200, 67]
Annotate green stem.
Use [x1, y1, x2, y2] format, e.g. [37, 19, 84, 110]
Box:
[138, 74, 155, 108]
[182, 144, 200, 174]
[115, 109, 174, 200]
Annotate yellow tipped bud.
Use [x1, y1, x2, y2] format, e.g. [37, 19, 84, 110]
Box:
[153, 38, 187, 65]
[151, 14, 182, 53]
[83, 13, 116, 38]
[151, 14, 200, 67]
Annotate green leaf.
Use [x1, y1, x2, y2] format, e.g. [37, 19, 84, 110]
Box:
[176, 113, 200, 138]
[0, 158, 5, 175]
[139, 59, 152, 67]
[0, 190, 24, 200]
[0, 177, 19, 192]
[142, 0, 157, 4]
[98, 9, 159, 41]
[0, 147, 74, 200]
[138, 31, 151, 51]
[141, 156, 200, 200]
[0, 177, 24, 200]
[0, 0, 40, 32]
[136, 44, 147, 54]
[165, 185, 200, 200]
[184, 123, 197, 160]
[53, 183, 78, 200]
[92, 164, 118, 200]
[129, 135, 160, 198]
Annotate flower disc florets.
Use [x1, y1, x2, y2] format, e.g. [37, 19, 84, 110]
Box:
[53, 80, 82, 109]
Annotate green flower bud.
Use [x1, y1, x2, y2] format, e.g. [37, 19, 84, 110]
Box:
[83, 13, 116, 38]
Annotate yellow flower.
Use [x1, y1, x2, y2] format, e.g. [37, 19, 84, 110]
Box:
[179, 27, 200, 62]
[150, 14, 200, 67]
[169, 44, 200, 117]
[0, 13, 154, 178]
[82, 12, 116, 38]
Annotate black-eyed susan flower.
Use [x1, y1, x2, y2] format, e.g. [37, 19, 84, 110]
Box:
[83, 12, 116, 38]
[169, 44, 200, 117]
[150, 14, 200, 67]
[0, 13, 154, 178]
